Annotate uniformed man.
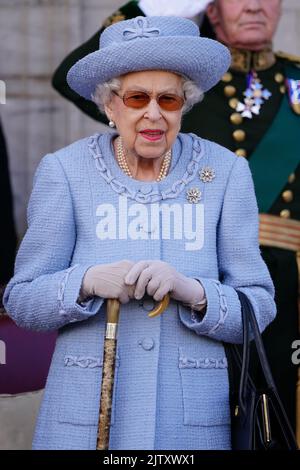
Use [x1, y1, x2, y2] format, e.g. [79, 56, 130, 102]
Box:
[51, 0, 300, 443]
[183, 0, 300, 442]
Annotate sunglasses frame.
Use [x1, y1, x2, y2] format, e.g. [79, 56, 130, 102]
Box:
[112, 90, 185, 111]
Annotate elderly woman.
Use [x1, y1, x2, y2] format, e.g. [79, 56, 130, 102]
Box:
[4, 16, 276, 450]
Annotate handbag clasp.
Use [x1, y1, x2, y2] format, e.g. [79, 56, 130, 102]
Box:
[261, 393, 272, 444]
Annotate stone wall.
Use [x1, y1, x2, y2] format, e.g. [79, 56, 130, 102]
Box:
[0, 0, 299, 237]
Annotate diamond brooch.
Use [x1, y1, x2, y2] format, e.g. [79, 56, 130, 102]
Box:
[199, 167, 215, 183]
[186, 187, 202, 204]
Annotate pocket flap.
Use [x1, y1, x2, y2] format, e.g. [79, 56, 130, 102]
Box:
[178, 347, 231, 426]
[58, 353, 119, 426]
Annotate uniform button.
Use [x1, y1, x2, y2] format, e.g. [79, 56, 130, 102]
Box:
[274, 73, 284, 83]
[288, 173, 296, 184]
[229, 98, 239, 110]
[282, 190, 293, 203]
[142, 298, 155, 311]
[233, 129, 246, 142]
[230, 113, 243, 125]
[224, 85, 236, 97]
[280, 209, 291, 219]
[280, 85, 286, 94]
[235, 149, 247, 158]
[222, 72, 233, 83]
[138, 338, 155, 351]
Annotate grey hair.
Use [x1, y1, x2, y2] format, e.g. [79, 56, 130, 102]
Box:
[91, 74, 204, 116]
[92, 78, 122, 115]
[181, 77, 204, 113]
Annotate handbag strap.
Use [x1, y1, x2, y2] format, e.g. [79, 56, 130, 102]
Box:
[237, 291, 277, 392]
[236, 290, 298, 449]
[238, 291, 250, 410]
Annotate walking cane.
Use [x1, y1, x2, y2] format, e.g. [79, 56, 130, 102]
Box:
[96, 294, 170, 450]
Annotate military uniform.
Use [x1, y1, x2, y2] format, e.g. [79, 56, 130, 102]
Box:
[52, 1, 300, 442]
[182, 48, 300, 437]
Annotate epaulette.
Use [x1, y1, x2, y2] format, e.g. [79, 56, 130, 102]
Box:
[102, 10, 127, 28]
[275, 50, 300, 67]
[102, 1, 142, 29]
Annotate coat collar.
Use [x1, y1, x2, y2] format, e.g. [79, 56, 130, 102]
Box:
[87, 132, 207, 204]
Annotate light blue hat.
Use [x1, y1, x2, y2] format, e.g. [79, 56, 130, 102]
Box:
[67, 16, 231, 101]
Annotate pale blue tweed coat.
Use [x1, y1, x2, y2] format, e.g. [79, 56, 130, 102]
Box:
[4, 132, 276, 450]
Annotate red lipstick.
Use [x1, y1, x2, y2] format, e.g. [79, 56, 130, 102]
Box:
[140, 129, 164, 142]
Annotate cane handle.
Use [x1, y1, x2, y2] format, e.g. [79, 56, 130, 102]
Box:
[148, 293, 170, 318]
[106, 294, 169, 320]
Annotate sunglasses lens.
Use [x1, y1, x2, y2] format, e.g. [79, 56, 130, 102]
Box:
[122, 91, 185, 111]
[158, 94, 184, 111]
[123, 92, 150, 108]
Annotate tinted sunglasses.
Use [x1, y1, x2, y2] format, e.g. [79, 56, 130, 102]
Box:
[112, 90, 185, 111]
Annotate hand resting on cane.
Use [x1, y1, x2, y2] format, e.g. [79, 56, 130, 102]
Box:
[125, 260, 207, 312]
[79, 260, 136, 304]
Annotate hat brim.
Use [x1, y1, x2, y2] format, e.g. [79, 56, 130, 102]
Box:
[67, 36, 230, 100]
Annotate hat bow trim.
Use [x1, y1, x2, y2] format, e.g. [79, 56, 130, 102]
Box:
[123, 16, 160, 41]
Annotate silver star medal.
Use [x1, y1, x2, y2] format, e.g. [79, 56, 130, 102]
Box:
[236, 71, 272, 119]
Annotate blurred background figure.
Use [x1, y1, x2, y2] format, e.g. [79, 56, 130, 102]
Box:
[51, 0, 300, 444]
[0, 118, 17, 294]
[0, 107, 56, 451]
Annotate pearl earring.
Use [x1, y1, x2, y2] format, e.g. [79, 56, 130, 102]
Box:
[108, 120, 115, 128]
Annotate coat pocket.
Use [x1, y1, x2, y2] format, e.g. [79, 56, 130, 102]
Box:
[58, 354, 119, 426]
[178, 347, 231, 426]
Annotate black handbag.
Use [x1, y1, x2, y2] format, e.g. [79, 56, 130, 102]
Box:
[224, 291, 298, 450]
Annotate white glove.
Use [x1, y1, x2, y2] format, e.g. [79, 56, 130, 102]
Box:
[79, 260, 136, 304]
[124, 260, 206, 309]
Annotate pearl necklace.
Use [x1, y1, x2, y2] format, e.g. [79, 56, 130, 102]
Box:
[116, 136, 171, 182]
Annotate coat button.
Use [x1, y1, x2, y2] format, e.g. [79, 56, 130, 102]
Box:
[138, 338, 155, 351]
[142, 298, 155, 311]
[137, 224, 157, 234]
